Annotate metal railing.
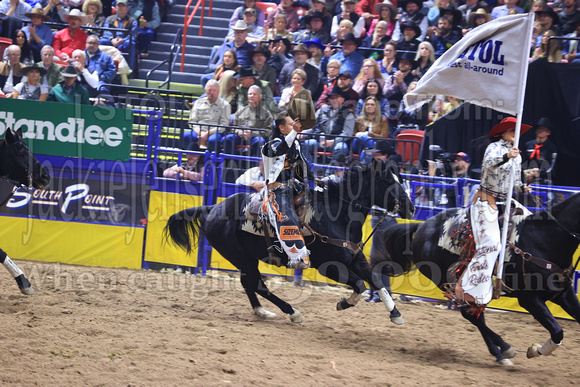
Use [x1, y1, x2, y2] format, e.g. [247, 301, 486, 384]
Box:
[146, 27, 183, 89]
[181, 0, 213, 72]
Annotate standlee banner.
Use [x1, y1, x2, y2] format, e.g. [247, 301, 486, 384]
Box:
[0, 175, 147, 227]
[0, 99, 133, 161]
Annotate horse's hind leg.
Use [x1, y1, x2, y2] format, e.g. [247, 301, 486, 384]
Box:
[240, 266, 302, 323]
[0, 249, 33, 295]
[460, 309, 515, 365]
[347, 254, 402, 325]
[551, 284, 580, 322]
[254, 277, 303, 323]
[518, 294, 564, 358]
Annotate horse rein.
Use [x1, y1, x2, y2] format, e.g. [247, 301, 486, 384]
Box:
[507, 194, 580, 284]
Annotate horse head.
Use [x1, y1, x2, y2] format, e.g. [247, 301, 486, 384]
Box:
[372, 159, 415, 220]
[1, 128, 51, 189]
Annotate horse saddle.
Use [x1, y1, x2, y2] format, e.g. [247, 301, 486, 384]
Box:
[438, 200, 531, 259]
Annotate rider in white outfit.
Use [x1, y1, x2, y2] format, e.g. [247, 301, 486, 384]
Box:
[456, 117, 533, 306]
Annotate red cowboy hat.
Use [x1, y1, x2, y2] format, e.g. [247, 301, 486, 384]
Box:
[489, 117, 532, 138]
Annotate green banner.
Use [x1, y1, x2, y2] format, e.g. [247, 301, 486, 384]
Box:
[0, 99, 133, 161]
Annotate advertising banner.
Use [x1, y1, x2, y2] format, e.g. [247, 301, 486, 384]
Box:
[0, 99, 133, 161]
[0, 175, 148, 227]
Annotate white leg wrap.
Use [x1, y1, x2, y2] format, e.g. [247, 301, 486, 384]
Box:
[347, 292, 362, 306]
[3, 257, 24, 278]
[378, 288, 395, 312]
[538, 338, 560, 356]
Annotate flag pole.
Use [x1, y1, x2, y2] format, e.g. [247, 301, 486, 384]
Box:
[495, 12, 535, 289]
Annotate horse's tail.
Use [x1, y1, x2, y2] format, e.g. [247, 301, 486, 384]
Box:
[371, 222, 419, 276]
[163, 205, 215, 254]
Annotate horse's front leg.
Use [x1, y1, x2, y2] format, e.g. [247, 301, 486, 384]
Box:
[0, 249, 33, 295]
[460, 308, 516, 365]
[518, 294, 563, 358]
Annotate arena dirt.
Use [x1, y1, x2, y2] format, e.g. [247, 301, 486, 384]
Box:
[1, 261, 579, 386]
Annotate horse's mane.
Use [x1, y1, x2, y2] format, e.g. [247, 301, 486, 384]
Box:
[538, 192, 580, 219]
[314, 162, 371, 201]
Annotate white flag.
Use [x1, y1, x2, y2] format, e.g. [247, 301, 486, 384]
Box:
[404, 13, 535, 115]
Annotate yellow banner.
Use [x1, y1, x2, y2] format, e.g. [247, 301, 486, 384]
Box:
[0, 216, 143, 269]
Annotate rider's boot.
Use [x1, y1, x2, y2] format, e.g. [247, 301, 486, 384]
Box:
[266, 245, 285, 267]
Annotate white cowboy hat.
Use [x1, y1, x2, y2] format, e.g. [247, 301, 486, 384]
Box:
[63, 9, 89, 24]
[232, 20, 250, 31]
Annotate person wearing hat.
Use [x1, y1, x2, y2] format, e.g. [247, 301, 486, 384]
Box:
[237, 66, 276, 115]
[458, 0, 489, 28]
[100, 0, 138, 68]
[248, 45, 276, 95]
[265, 0, 299, 33]
[394, 20, 421, 54]
[47, 64, 90, 104]
[279, 43, 320, 97]
[261, 112, 313, 270]
[53, 9, 89, 62]
[383, 51, 417, 104]
[315, 69, 359, 109]
[391, 0, 428, 42]
[427, 16, 462, 56]
[162, 142, 205, 181]
[454, 117, 532, 307]
[322, 32, 365, 77]
[208, 20, 255, 73]
[229, 0, 265, 29]
[522, 117, 558, 184]
[465, 7, 491, 31]
[11, 63, 48, 101]
[227, 7, 264, 44]
[266, 36, 293, 77]
[22, 8, 53, 54]
[535, 5, 561, 40]
[559, 0, 580, 35]
[364, 0, 396, 38]
[37, 45, 64, 90]
[491, 0, 523, 20]
[294, 11, 331, 45]
[298, 0, 332, 34]
[301, 85, 355, 163]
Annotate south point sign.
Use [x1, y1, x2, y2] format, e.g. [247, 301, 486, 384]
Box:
[0, 99, 133, 161]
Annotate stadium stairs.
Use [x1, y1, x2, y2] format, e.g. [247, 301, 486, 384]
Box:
[135, 0, 239, 90]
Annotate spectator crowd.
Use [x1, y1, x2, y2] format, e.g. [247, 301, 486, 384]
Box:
[186, 0, 578, 165]
[0, 0, 577, 176]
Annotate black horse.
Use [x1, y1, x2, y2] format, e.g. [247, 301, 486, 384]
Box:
[372, 193, 580, 365]
[0, 128, 51, 295]
[165, 160, 415, 323]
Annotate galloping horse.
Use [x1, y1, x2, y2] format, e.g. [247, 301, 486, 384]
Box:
[0, 128, 51, 294]
[165, 160, 415, 323]
[372, 193, 580, 365]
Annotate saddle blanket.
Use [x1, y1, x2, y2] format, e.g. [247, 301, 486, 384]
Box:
[438, 199, 532, 260]
[239, 192, 315, 238]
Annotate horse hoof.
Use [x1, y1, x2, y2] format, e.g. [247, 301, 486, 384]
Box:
[20, 287, 34, 295]
[290, 308, 303, 323]
[390, 316, 404, 325]
[253, 307, 276, 319]
[337, 298, 354, 311]
[527, 343, 542, 359]
[502, 346, 517, 359]
[497, 359, 514, 366]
